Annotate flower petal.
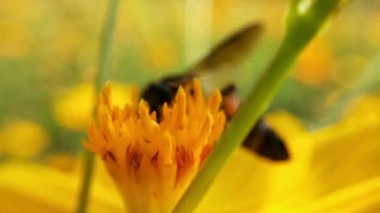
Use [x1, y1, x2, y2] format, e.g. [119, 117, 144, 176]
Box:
[0, 162, 123, 213]
[198, 112, 313, 212]
[311, 95, 380, 197]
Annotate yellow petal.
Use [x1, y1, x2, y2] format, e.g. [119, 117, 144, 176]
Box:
[198, 112, 314, 212]
[0, 162, 123, 213]
[311, 95, 380, 196]
[264, 110, 305, 140]
[306, 177, 380, 212]
[198, 148, 270, 212]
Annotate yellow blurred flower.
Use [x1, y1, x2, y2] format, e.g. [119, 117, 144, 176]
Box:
[0, 120, 49, 158]
[199, 111, 313, 212]
[0, 23, 31, 58]
[0, 162, 124, 213]
[304, 94, 380, 212]
[0, 0, 39, 58]
[52, 83, 133, 131]
[294, 38, 336, 86]
[344, 94, 380, 119]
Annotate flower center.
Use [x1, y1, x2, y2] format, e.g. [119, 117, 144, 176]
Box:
[84, 79, 226, 212]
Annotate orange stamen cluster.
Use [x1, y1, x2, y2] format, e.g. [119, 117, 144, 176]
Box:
[84, 79, 226, 212]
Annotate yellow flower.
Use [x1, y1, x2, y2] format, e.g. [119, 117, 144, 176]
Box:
[0, 120, 49, 158]
[0, 0, 37, 58]
[199, 112, 314, 212]
[0, 162, 124, 213]
[52, 83, 133, 131]
[294, 38, 336, 86]
[84, 79, 226, 212]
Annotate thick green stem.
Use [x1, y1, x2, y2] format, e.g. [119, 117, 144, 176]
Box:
[174, 1, 345, 212]
[173, 37, 299, 213]
[76, 0, 120, 212]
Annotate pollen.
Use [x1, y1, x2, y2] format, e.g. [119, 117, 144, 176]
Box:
[84, 79, 226, 212]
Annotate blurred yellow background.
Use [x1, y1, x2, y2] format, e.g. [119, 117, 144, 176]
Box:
[0, 0, 379, 189]
[0, 1, 380, 212]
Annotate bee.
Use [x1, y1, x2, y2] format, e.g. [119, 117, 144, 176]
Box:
[141, 23, 289, 161]
[220, 84, 289, 161]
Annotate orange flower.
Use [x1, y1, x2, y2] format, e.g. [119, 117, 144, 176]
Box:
[84, 79, 226, 212]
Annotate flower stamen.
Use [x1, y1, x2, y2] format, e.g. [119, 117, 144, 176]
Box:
[84, 79, 226, 212]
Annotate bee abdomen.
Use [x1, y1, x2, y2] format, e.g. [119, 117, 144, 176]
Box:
[243, 119, 290, 161]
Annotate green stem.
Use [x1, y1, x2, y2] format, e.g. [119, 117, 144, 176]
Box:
[76, 151, 95, 213]
[173, 37, 298, 213]
[174, 1, 344, 212]
[76, 0, 120, 212]
[96, 0, 120, 90]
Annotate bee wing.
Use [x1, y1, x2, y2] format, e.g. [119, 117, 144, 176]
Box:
[189, 23, 263, 74]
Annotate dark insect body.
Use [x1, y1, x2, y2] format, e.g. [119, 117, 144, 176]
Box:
[141, 23, 289, 161]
